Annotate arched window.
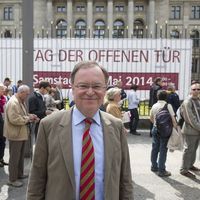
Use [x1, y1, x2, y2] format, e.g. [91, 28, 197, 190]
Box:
[94, 20, 105, 38]
[113, 20, 124, 38]
[75, 20, 86, 38]
[56, 19, 67, 38]
[133, 19, 144, 38]
[170, 30, 180, 38]
[190, 30, 199, 47]
[4, 30, 12, 38]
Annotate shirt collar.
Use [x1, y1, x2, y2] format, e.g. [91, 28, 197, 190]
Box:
[73, 106, 101, 126]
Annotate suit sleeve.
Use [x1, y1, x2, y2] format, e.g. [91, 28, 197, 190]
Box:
[119, 124, 134, 199]
[182, 100, 200, 131]
[26, 120, 48, 200]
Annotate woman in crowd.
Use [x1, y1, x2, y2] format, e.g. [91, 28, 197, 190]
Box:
[44, 88, 61, 113]
[104, 87, 122, 119]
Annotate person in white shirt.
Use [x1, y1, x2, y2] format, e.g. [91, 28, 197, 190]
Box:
[127, 84, 140, 135]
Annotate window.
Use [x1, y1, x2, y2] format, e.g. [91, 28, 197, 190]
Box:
[170, 30, 180, 38]
[192, 58, 199, 73]
[115, 5, 124, 12]
[94, 20, 105, 38]
[133, 20, 144, 38]
[57, 6, 66, 13]
[4, 7, 13, 20]
[170, 6, 181, 19]
[190, 30, 200, 47]
[56, 20, 67, 38]
[135, 5, 144, 11]
[4, 30, 12, 38]
[96, 6, 104, 12]
[75, 20, 86, 38]
[76, 5, 85, 12]
[113, 20, 124, 38]
[191, 6, 200, 19]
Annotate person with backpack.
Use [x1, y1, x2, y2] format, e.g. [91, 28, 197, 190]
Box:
[180, 83, 200, 178]
[149, 77, 163, 137]
[150, 90, 177, 177]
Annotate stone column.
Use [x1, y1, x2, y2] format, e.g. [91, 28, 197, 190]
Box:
[128, 0, 134, 38]
[148, 0, 155, 38]
[107, 0, 113, 38]
[34, 0, 46, 36]
[67, 0, 73, 37]
[87, 0, 93, 38]
[47, 0, 53, 37]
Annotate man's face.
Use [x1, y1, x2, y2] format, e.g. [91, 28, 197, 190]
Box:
[191, 84, 200, 98]
[40, 86, 51, 95]
[72, 66, 106, 117]
[4, 80, 11, 87]
[20, 89, 30, 101]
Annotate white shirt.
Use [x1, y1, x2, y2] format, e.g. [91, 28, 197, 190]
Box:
[127, 90, 140, 109]
[72, 107, 104, 200]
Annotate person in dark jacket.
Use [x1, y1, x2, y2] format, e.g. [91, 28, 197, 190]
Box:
[149, 77, 163, 137]
[28, 81, 51, 139]
[116, 80, 127, 100]
[167, 83, 180, 114]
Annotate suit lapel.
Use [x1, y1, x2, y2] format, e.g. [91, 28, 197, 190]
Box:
[58, 109, 76, 191]
[100, 112, 116, 193]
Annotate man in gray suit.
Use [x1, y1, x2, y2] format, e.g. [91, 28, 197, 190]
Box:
[27, 61, 134, 200]
[180, 82, 200, 178]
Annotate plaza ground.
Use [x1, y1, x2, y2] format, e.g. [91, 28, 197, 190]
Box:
[0, 130, 200, 200]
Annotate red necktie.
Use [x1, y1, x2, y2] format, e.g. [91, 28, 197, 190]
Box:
[80, 118, 95, 200]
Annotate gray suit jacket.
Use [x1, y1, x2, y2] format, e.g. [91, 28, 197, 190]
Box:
[26, 108, 133, 200]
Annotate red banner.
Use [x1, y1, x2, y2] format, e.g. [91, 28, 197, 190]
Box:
[33, 71, 178, 90]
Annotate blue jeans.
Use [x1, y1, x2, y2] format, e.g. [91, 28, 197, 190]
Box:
[151, 126, 169, 172]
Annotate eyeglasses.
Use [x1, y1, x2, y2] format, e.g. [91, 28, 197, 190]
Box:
[75, 83, 106, 91]
[192, 88, 200, 91]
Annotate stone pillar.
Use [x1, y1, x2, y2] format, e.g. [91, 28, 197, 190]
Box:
[33, 0, 46, 36]
[87, 0, 93, 38]
[107, 0, 113, 38]
[67, 0, 73, 38]
[148, 0, 155, 38]
[47, 0, 53, 37]
[128, 0, 134, 38]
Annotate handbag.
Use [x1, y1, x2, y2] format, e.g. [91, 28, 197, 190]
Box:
[122, 111, 131, 123]
[167, 126, 184, 151]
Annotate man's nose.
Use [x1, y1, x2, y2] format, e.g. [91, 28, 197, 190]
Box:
[86, 87, 95, 94]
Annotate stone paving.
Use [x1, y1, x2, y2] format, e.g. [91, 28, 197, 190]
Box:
[0, 130, 200, 200]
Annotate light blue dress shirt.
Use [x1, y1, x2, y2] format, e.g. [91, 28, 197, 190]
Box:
[72, 107, 104, 200]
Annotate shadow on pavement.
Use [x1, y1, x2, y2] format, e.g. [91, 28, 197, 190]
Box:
[133, 181, 155, 200]
[162, 177, 200, 199]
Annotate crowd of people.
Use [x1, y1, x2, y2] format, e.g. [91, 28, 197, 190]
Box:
[149, 77, 200, 178]
[0, 62, 200, 199]
[0, 78, 65, 187]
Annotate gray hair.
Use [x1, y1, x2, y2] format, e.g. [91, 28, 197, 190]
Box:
[104, 87, 121, 103]
[17, 85, 30, 93]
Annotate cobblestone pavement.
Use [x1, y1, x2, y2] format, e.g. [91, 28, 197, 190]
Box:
[0, 130, 200, 200]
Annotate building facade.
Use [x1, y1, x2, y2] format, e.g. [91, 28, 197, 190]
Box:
[0, 0, 199, 79]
